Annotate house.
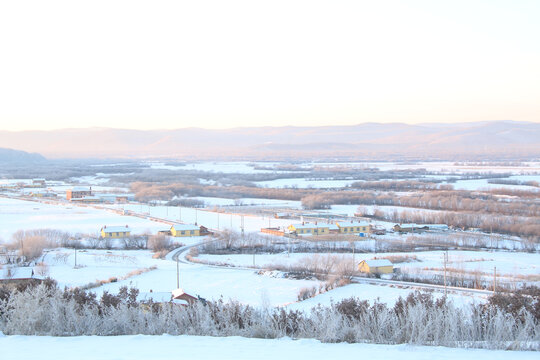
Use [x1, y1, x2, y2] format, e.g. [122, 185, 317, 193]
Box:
[358, 259, 394, 274]
[32, 178, 46, 187]
[274, 212, 291, 219]
[101, 225, 131, 238]
[288, 223, 329, 236]
[199, 226, 212, 236]
[96, 193, 135, 203]
[328, 224, 340, 233]
[393, 224, 429, 233]
[67, 187, 92, 200]
[336, 221, 371, 235]
[30, 190, 57, 198]
[172, 288, 199, 306]
[170, 224, 200, 237]
[70, 195, 101, 203]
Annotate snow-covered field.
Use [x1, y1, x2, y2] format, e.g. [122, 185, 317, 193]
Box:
[287, 283, 486, 310]
[198, 250, 540, 283]
[30, 248, 321, 307]
[1, 335, 534, 360]
[256, 178, 357, 189]
[0, 197, 168, 241]
[108, 203, 293, 232]
[192, 196, 301, 208]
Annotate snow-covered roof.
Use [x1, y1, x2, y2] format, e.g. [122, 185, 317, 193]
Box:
[328, 224, 339, 230]
[290, 223, 330, 229]
[395, 223, 428, 228]
[71, 187, 92, 192]
[102, 226, 131, 233]
[71, 196, 100, 200]
[363, 259, 393, 267]
[336, 222, 370, 228]
[171, 224, 200, 231]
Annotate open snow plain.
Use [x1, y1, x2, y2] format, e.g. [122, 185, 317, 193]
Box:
[0, 335, 535, 360]
[0, 197, 167, 241]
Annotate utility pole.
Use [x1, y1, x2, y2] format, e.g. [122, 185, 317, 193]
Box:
[177, 257, 180, 289]
[195, 209, 198, 225]
[353, 242, 356, 271]
[74, 247, 77, 268]
[443, 250, 448, 296]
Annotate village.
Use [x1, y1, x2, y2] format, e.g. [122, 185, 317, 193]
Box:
[1, 170, 537, 310]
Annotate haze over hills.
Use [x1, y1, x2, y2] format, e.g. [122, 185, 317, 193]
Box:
[0, 121, 539, 160]
[0, 148, 46, 164]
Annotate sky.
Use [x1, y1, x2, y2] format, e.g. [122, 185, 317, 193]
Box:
[0, 0, 538, 131]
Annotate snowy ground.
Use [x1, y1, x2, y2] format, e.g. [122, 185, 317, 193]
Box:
[286, 283, 487, 310]
[108, 203, 293, 232]
[0, 334, 535, 360]
[0, 197, 169, 241]
[256, 178, 357, 189]
[26, 248, 321, 307]
[197, 250, 540, 285]
[192, 196, 301, 208]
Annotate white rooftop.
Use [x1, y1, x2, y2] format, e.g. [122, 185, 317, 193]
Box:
[290, 223, 330, 229]
[364, 259, 393, 267]
[336, 221, 370, 227]
[71, 187, 92, 192]
[102, 226, 131, 233]
[171, 224, 200, 231]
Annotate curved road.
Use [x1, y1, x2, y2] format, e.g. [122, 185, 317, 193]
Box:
[170, 239, 494, 298]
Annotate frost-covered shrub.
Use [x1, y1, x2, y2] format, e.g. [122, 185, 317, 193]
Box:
[0, 282, 538, 350]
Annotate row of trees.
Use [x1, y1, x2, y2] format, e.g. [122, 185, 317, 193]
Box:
[0, 282, 538, 350]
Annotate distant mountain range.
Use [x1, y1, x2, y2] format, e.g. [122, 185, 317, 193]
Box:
[0, 147, 46, 164]
[0, 121, 539, 160]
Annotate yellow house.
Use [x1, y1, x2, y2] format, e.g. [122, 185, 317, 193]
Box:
[336, 221, 371, 235]
[101, 225, 131, 238]
[170, 224, 200, 237]
[358, 259, 394, 274]
[288, 223, 329, 236]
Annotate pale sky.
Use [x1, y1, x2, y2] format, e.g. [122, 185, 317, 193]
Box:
[0, 0, 538, 131]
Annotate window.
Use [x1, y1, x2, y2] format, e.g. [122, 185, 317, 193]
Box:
[343, 228, 348, 232]
[356, 227, 360, 231]
[181, 231, 185, 235]
[190, 230, 194, 234]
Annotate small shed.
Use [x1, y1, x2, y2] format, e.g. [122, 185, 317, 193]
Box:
[172, 288, 198, 306]
[358, 259, 394, 274]
[393, 224, 429, 233]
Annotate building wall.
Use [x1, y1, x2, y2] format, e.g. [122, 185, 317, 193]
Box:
[171, 228, 200, 237]
[290, 226, 329, 235]
[372, 265, 393, 274]
[358, 262, 393, 274]
[101, 230, 130, 238]
[338, 225, 370, 234]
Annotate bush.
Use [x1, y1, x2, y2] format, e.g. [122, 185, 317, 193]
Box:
[147, 235, 172, 252]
